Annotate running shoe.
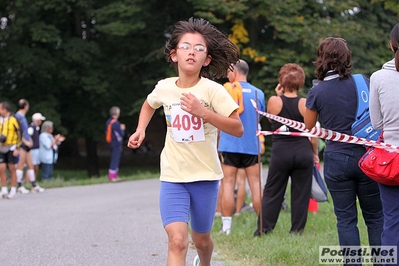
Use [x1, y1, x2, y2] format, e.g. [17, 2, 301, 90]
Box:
[193, 255, 200, 266]
[17, 186, 30, 194]
[6, 191, 16, 199]
[218, 229, 231, 236]
[31, 185, 45, 193]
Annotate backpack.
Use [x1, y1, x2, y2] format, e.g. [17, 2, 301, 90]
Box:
[351, 74, 382, 141]
[105, 119, 116, 143]
[223, 81, 244, 114]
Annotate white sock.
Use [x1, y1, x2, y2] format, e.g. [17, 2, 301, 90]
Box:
[10, 187, 16, 194]
[16, 169, 23, 183]
[1, 187, 8, 194]
[27, 169, 35, 182]
[222, 216, 232, 232]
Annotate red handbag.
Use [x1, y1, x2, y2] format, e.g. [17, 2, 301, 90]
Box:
[358, 133, 399, 186]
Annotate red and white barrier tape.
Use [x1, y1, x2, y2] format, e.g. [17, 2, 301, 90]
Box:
[250, 99, 399, 152]
[259, 130, 316, 138]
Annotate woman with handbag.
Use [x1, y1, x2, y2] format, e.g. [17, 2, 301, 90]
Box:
[304, 37, 383, 265]
[369, 23, 399, 264]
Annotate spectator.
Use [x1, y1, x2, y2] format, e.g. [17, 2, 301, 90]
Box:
[105, 106, 125, 182]
[0, 101, 21, 199]
[14, 99, 44, 193]
[304, 37, 383, 258]
[218, 59, 265, 235]
[254, 63, 318, 236]
[39, 121, 65, 180]
[369, 23, 399, 265]
[127, 17, 242, 266]
[28, 113, 46, 177]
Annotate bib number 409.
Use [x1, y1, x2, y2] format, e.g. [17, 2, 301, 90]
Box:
[171, 104, 205, 142]
[172, 114, 201, 131]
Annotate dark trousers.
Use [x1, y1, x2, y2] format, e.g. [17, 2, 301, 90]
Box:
[109, 144, 122, 171]
[258, 140, 313, 233]
[379, 183, 399, 266]
[41, 163, 53, 180]
[324, 148, 383, 266]
[324, 149, 383, 248]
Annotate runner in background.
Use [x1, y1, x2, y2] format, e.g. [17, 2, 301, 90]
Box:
[218, 59, 265, 236]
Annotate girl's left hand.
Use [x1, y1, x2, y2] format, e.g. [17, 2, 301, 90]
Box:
[180, 93, 205, 118]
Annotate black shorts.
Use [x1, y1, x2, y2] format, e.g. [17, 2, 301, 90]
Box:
[21, 143, 31, 152]
[219, 152, 258, 168]
[0, 150, 18, 164]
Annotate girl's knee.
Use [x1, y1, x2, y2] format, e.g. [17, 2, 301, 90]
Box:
[192, 233, 213, 251]
[168, 234, 189, 253]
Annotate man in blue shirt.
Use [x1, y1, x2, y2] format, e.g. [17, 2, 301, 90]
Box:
[14, 99, 45, 194]
[218, 60, 265, 235]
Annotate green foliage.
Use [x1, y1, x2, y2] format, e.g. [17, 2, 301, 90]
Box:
[0, 0, 398, 175]
[372, 0, 399, 16]
[30, 22, 60, 43]
[95, 1, 145, 36]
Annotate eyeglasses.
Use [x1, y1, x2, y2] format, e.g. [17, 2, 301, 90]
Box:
[177, 43, 207, 53]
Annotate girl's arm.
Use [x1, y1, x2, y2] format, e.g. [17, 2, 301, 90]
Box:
[127, 100, 156, 149]
[180, 92, 243, 137]
[203, 110, 243, 137]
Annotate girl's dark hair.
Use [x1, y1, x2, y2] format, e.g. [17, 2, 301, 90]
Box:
[278, 63, 305, 92]
[390, 23, 399, 72]
[165, 17, 240, 79]
[314, 37, 352, 80]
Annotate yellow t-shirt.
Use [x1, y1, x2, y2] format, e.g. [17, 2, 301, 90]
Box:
[147, 77, 239, 183]
[0, 116, 21, 146]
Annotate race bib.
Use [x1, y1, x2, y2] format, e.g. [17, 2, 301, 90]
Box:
[171, 103, 205, 142]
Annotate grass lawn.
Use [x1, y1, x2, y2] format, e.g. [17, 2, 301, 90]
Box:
[28, 165, 160, 189]
[211, 192, 372, 266]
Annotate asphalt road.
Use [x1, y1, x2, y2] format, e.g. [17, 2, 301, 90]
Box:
[0, 179, 225, 266]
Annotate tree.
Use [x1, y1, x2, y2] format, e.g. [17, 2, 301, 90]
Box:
[1, 0, 398, 176]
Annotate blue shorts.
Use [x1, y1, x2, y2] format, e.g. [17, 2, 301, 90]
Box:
[159, 180, 219, 234]
[31, 149, 40, 165]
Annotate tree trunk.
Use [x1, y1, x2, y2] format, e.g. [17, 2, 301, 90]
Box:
[85, 138, 99, 177]
[60, 137, 80, 157]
